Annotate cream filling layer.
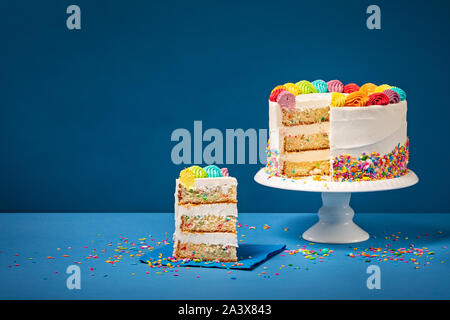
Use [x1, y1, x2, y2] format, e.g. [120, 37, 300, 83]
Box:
[174, 230, 238, 247]
[280, 149, 330, 162]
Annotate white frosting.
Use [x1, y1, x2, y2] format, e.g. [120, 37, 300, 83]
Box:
[330, 101, 407, 157]
[174, 230, 238, 247]
[294, 93, 332, 109]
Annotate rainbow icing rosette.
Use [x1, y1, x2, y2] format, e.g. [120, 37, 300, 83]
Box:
[327, 80, 344, 93]
[389, 87, 407, 101]
[344, 91, 369, 106]
[312, 79, 328, 93]
[343, 83, 360, 94]
[330, 92, 346, 107]
[277, 90, 296, 110]
[383, 89, 401, 104]
[295, 80, 318, 94]
[367, 93, 390, 106]
[269, 80, 406, 109]
[359, 83, 377, 95]
[283, 83, 302, 96]
[203, 165, 223, 177]
[374, 84, 392, 93]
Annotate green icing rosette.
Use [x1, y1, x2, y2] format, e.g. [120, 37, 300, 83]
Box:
[189, 165, 208, 178]
[296, 80, 318, 94]
[389, 87, 407, 101]
[311, 79, 328, 93]
[203, 165, 223, 178]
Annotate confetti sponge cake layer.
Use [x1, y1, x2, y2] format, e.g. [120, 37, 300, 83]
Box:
[269, 93, 331, 178]
[173, 166, 238, 262]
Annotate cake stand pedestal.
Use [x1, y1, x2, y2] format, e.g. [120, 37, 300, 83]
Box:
[254, 169, 419, 244]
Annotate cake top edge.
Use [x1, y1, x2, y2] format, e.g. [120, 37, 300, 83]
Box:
[178, 165, 236, 189]
[269, 80, 407, 109]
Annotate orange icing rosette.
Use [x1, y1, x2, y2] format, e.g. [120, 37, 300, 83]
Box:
[359, 83, 377, 95]
[344, 91, 369, 106]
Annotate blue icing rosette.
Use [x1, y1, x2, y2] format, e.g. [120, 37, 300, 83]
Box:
[389, 87, 407, 101]
[203, 165, 223, 178]
[312, 79, 328, 93]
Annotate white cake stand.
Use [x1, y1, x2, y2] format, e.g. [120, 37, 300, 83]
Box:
[254, 169, 419, 244]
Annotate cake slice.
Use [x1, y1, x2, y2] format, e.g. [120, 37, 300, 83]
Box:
[173, 165, 238, 262]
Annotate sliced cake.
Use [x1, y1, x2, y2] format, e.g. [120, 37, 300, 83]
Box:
[173, 165, 238, 262]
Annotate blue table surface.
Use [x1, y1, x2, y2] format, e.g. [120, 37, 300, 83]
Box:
[0, 212, 449, 300]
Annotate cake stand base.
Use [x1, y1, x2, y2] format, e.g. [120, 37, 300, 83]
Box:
[254, 169, 419, 244]
[302, 192, 369, 244]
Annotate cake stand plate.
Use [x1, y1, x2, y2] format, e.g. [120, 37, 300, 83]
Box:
[254, 169, 419, 244]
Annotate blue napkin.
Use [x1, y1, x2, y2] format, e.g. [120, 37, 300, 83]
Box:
[139, 244, 286, 270]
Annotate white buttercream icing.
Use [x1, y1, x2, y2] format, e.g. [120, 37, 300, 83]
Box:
[330, 100, 407, 157]
[174, 230, 238, 247]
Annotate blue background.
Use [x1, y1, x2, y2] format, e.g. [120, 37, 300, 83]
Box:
[1, 0, 449, 213]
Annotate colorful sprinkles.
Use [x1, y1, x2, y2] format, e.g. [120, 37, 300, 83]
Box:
[333, 139, 409, 182]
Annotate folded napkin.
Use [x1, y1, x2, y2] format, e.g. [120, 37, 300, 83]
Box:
[139, 244, 286, 270]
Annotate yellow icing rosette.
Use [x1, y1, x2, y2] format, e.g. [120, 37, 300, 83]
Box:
[374, 84, 393, 93]
[330, 92, 346, 107]
[283, 82, 302, 96]
[179, 167, 196, 189]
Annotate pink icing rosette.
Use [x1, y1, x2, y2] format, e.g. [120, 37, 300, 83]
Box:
[220, 168, 229, 176]
[327, 80, 344, 93]
[276, 90, 296, 110]
[382, 89, 401, 104]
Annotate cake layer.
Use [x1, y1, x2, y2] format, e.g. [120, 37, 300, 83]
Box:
[175, 203, 237, 232]
[173, 241, 237, 262]
[177, 177, 237, 205]
[283, 160, 330, 177]
[281, 107, 329, 126]
[179, 215, 236, 233]
[284, 133, 329, 152]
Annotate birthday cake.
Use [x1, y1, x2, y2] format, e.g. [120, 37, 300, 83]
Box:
[266, 80, 409, 181]
[173, 165, 238, 262]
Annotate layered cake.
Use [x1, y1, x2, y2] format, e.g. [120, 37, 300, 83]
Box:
[266, 80, 409, 181]
[173, 165, 238, 262]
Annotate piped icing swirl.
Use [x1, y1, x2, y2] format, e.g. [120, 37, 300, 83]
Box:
[283, 82, 302, 96]
[382, 89, 401, 104]
[343, 83, 360, 94]
[375, 84, 392, 93]
[359, 83, 377, 95]
[327, 80, 344, 93]
[276, 90, 296, 110]
[269, 80, 406, 108]
[312, 79, 328, 93]
[344, 91, 369, 106]
[179, 165, 231, 189]
[330, 92, 346, 107]
[368, 92, 390, 105]
[390, 87, 407, 101]
[296, 80, 318, 94]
